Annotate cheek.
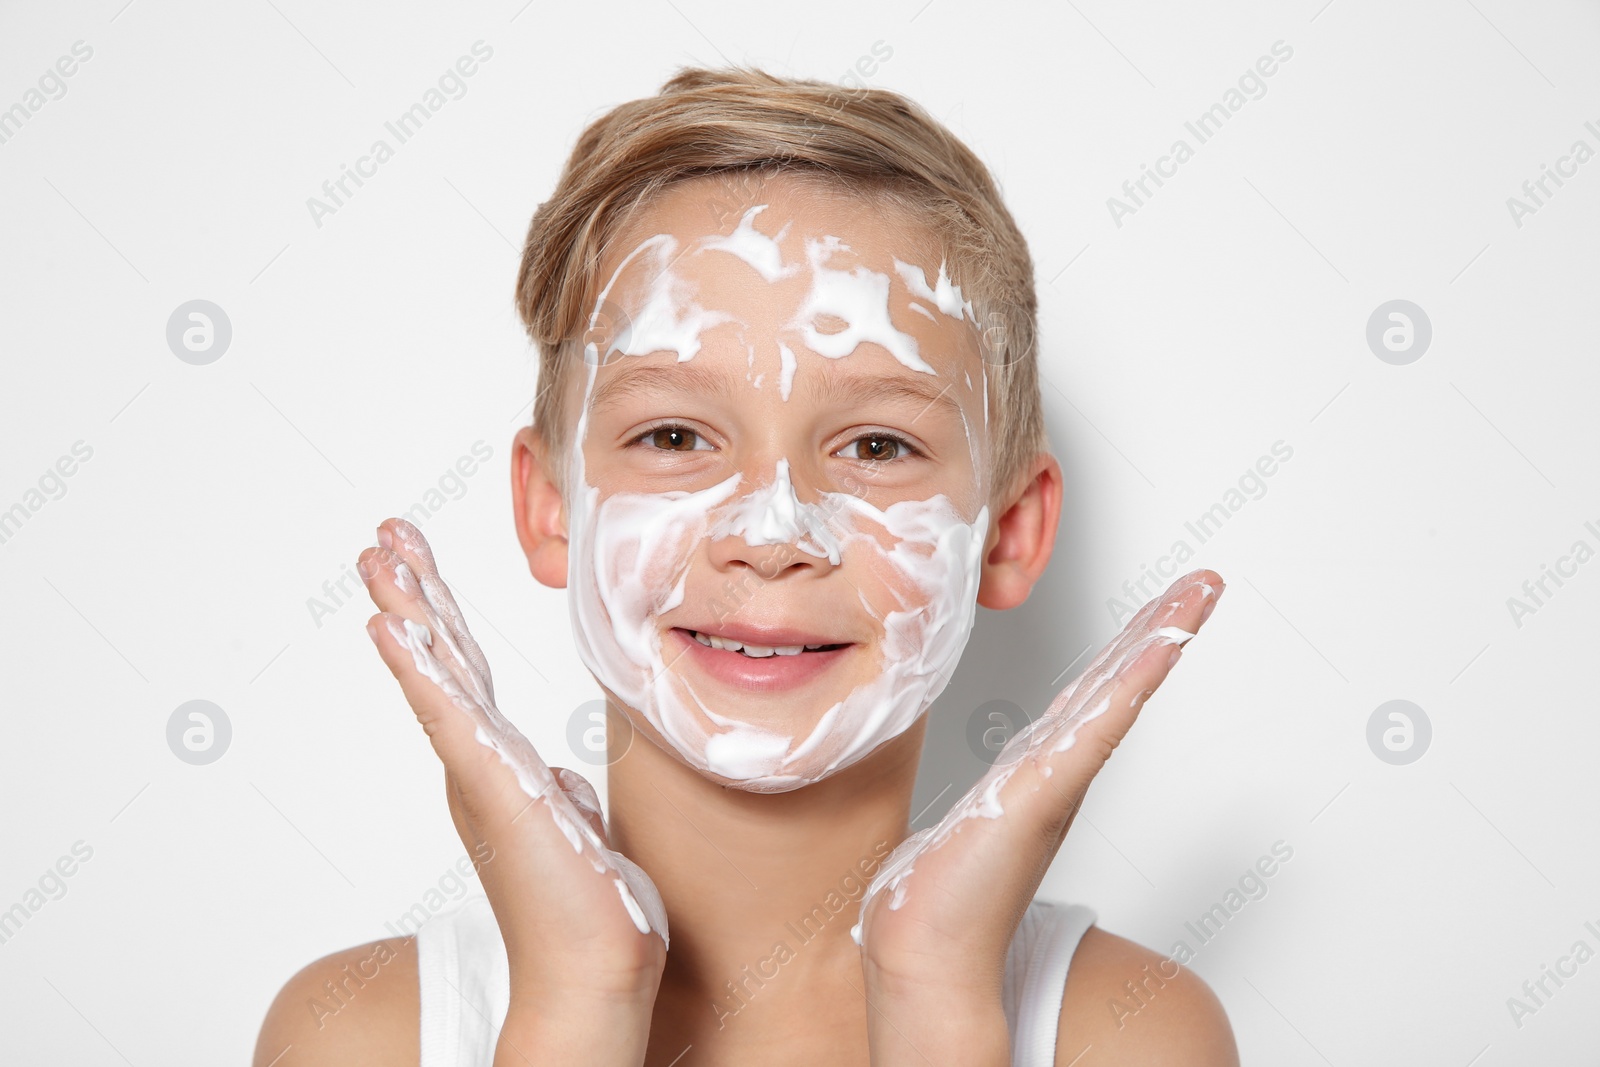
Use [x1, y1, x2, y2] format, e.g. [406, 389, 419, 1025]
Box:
[849, 537, 937, 623]
[585, 497, 702, 623]
[573, 476, 744, 651]
[831, 497, 990, 651]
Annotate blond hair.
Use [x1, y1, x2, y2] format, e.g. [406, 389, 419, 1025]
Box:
[514, 65, 1046, 504]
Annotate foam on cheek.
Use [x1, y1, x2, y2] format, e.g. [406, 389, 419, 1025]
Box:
[791, 492, 990, 780]
[700, 485, 990, 785]
[566, 213, 991, 792]
[568, 466, 743, 760]
[568, 438, 990, 789]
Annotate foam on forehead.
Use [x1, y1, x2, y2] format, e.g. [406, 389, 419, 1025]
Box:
[562, 197, 993, 791]
[585, 233, 732, 364]
[696, 204, 797, 283]
[588, 192, 979, 370]
[583, 208, 991, 513]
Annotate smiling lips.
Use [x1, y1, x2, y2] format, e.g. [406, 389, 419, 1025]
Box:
[670, 624, 854, 693]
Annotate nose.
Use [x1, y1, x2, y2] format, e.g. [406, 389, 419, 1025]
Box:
[707, 537, 831, 580]
[705, 459, 840, 579]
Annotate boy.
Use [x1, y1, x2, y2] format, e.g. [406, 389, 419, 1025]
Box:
[255, 67, 1236, 1066]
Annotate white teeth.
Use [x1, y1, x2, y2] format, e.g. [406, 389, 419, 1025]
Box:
[690, 631, 818, 657]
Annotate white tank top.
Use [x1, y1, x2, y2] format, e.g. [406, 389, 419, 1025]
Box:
[415, 894, 1096, 1066]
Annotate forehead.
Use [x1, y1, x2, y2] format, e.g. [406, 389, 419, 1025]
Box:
[585, 173, 984, 381]
[611, 172, 941, 271]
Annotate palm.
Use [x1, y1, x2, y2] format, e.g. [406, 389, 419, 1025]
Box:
[857, 570, 1223, 987]
[361, 518, 666, 996]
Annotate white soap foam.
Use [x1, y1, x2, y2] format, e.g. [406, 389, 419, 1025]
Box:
[848, 578, 1213, 945]
[383, 593, 668, 943]
[563, 207, 991, 793]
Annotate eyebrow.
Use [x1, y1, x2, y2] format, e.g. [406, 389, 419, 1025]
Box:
[587, 359, 740, 412]
[586, 354, 967, 427]
[801, 363, 965, 427]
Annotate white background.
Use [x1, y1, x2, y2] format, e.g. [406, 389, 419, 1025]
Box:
[2, 0, 1597, 1063]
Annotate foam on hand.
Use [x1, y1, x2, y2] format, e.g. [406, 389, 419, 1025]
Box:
[848, 579, 1211, 945]
[380, 553, 668, 944]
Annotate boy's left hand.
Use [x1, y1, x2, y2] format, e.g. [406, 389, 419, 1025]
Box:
[853, 569, 1223, 1061]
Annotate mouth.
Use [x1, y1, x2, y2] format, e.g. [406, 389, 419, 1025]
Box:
[669, 626, 855, 693]
[682, 628, 850, 657]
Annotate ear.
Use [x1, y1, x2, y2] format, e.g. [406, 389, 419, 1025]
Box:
[976, 451, 1062, 610]
[511, 425, 569, 589]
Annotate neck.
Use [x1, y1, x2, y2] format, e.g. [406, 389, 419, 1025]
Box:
[605, 709, 924, 1007]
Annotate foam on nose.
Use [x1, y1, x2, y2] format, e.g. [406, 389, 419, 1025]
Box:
[716, 459, 842, 565]
[563, 209, 991, 793]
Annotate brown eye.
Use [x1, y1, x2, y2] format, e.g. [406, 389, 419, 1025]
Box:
[649, 427, 701, 451]
[854, 436, 902, 462]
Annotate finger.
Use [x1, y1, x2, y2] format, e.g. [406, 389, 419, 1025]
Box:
[380, 518, 496, 705]
[1045, 568, 1221, 718]
[359, 543, 493, 711]
[1034, 570, 1221, 761]
[366, 607, 551, 848]
[365, 607, 541, 828]
[857, 571, 1224, 934]
[998, 570, 1221, 821]
[365, 608, 499, 771]
[551, 767, 608, 843]
[366, 610, 611, 858]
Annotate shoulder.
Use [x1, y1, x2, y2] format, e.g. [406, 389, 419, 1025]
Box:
[253, 937, 420, 1067]
[1055, 925, 1238, 1066]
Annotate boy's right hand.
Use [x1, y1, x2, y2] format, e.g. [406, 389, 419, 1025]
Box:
[359, 518, 665, 1061]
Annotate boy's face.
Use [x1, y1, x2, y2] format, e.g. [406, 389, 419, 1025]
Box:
[562, 174, 994, 792]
